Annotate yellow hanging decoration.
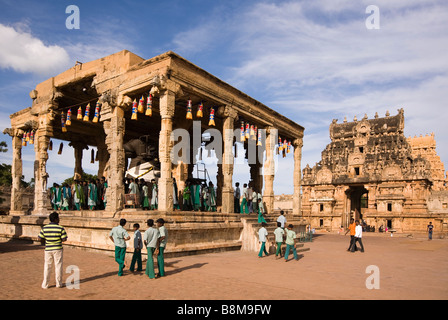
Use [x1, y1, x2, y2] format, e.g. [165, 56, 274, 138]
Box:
[282, 139, 287, 158]
[61, 111, 67, 132]
[77, 106, 83, 120]
[92, 102, 100, 123]
[138, 96, 145, 113]
[186, 98, 193, 120]
[25, 131, 30, 142]
[208, 106, 215, 126]
[250, 124, 255, 138]
[83, 103, 91, 121]
[145, 93, 152, 116]
[131, 99, 138, 120]
[197, 101, 204, 118]
[257, 128, 262, 146]
[29, 130, 35, 145]
[22, 135, 27, 147]
[240, 121, 245, 142]
[245, 123, 250, 139]
[66, 108, 72, 126]
[287, 140, 291, 153]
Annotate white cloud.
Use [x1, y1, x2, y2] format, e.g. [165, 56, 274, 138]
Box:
[0, 24, 70, 75]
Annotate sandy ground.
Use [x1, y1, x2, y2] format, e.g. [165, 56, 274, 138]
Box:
[1, 233, 447, 300]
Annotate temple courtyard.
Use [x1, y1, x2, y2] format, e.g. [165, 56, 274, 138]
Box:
[1, 232, 447, 300]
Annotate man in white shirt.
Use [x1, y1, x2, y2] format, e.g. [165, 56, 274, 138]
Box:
[277, 210, 287, 229]
[258, 222, 269, 258]
[351, 220, 365, 252]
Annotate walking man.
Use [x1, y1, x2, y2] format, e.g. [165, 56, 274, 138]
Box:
[427, 221, 434, 240]
[39, 211, 68, 289]
[109, 219, 130, 276]
[345, 218, 357, 252]
[277, 210, 287, 229]
[351, 220, 365, 253]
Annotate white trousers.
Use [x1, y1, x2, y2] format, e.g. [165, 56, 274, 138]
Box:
[42, 249, 63, 289]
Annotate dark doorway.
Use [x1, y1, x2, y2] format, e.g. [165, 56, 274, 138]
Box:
[347, 186, 368, 221]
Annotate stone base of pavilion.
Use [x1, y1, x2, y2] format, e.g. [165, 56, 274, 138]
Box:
[0, 210, 309, 258]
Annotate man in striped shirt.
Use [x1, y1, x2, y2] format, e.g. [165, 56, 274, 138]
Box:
[38, 212, 68, 289]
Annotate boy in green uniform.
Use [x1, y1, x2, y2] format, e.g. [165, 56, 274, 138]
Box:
[274, 222, 285, 259]
[156, 218, 168, 277]
[143, 219, 160, 279]
[109, 219, 130, 276]
[130, 223, 143, 272]
[258, 222, 269, 258]
[284, 224, 299, 262]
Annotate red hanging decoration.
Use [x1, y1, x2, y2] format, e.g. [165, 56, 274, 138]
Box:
[92, 102, 100, 123]
[83, 103, 90, 122]
[61, 111, 67, 132]
[66, 108, 72, 126]
[208, 106, 215, 126]
[146, 93, 152, 116]
[197, 101, 204, 118]
[131, 99, 138, 120]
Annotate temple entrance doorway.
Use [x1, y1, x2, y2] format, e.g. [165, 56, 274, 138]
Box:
[347, 186, 368, 221]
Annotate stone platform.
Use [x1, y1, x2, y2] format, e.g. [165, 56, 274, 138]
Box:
[0, 210, 309, 259]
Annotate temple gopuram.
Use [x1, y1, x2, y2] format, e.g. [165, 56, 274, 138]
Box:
[1, 50, 306, 256]
[302, 109, 448, 234]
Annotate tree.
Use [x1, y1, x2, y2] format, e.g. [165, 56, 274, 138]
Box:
[0, 141, 7, 153]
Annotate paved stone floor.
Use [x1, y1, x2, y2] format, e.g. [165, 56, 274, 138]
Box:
[1, 233, 447, 300]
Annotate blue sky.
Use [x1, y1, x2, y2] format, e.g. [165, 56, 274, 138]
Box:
[1, 0, 447, 195]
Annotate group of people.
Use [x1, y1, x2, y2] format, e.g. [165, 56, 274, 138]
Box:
[37, 211, 169, 288]
[49, 177, 107, 211]
[233, 182, 266, 219]
[182, 180, 217, 212]
[124, 177, 158, 210]
[257, 211, 300, 262]
[109, 218, 167, 279]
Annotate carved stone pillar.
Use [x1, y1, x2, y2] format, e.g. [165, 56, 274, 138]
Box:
[95, 133, 109, 178]
[10, 130, 23, 213]
[292, 138, 303, 215]
[69, 141, 88, 180]
[33, 130, 51, 215]
[158, 89, 175, 212]
[263, 127, 277, 214]
[220, 106, 238, 213]
[103, 105, 126, 213]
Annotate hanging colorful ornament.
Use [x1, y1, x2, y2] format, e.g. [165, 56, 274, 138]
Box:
[66, 108, 72, 126]
[208, 106, 215, 126]
[29, 130, 35, 145]
[92, 102, 100, 123]
[282, 139, 287, 158]
[95, 150, 99, 162]
[83, 103, 91, 122]
[61, 111, 67, 132]
[90, 149, 95, 163]
[254, 125, 258, 140]
[145, 93, 152, 116]
[186, 98, 193, 120]
[278, 137, 283, 151]
[131, 99, 138, 120]
[250, 124, 255, 138]
[77, 106, 83, 120]
[197, 101, 204, 118]
[245, 122, 250, 139]
[138, 95, 145, 113]
[49, 140, 53, 151]
[58, 142, 63, 155]
[257, 129, 262, 146]
[240, 121, 245, 142]
[22, 135, 27, 147]
[25, 131, 30, 142]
